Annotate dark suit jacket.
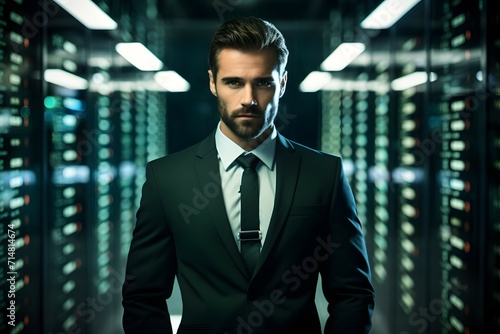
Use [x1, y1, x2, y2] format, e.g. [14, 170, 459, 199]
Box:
[122, 131, 375, 334]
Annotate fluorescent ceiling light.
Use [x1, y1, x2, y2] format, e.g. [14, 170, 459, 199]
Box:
[88, 56, 112, 69]
[360, 0, 421, 29]
[54, 0, 117, 30]
[44, 69, 89, 90]
[299, 71, 332, 92]
[154, 71, 191, 92]
[322, 78, 390, 93]
[115, 43, 164, 71]
[320, 43, 366, 71]
[391, 71, 437, 91]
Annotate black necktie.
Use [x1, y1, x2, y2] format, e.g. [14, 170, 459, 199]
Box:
[236, 153, 261, 276]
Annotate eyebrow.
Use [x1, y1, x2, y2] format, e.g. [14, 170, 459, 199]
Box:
[220, 76, 276, 82]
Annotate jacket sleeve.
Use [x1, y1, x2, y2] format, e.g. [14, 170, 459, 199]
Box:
[320, 158, 375, 333]
[122, 162, 177, 333]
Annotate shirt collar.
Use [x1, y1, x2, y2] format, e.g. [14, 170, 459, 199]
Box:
[215, 121, 277, 171]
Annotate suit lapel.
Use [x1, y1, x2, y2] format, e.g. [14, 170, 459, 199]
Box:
[194, 132, 249, 277]
[194, 131, 301, 279]
[255, 134, 300, 275]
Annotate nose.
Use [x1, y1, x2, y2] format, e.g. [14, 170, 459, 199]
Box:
[241, 86, 258, 107]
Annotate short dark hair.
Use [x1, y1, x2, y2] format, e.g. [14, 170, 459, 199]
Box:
[208, 16, 289, 79]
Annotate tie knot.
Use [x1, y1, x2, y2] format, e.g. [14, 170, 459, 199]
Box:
[236, 153, 260, 170]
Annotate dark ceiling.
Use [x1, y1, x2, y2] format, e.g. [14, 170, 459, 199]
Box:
[156, 0, 337, 21]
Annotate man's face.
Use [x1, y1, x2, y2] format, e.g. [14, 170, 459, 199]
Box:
[208, 48, 287, 143]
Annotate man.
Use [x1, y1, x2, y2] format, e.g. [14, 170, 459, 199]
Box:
[122, 16, 375, 333]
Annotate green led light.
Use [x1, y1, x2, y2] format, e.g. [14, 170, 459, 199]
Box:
[44, 96, 58, 109]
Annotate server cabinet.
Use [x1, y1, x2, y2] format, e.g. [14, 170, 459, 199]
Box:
[429, 1, 485, 332]
[1, 0, 168, 332]
[0, 1, 43, 333]
[319, 0, 494, 333]
[485, 0, 500, 331]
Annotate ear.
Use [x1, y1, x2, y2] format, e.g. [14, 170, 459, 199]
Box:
[279, 71, 288, 98]
[208, 70, 217, 96]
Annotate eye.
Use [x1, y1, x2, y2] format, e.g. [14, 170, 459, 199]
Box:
[256, 80, 273, 87]
[226, 80, 241, 87]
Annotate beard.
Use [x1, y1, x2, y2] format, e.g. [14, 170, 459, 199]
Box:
[218, 98, 275, 140]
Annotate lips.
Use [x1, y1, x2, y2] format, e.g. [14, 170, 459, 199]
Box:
[233, 106, 263, 119]
[235, 109, 262, 118]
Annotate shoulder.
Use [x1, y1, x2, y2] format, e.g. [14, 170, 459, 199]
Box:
[278, 135, 345, 178]
[283, 136, 341, 162]
[147, 136, 210, 172]
[149, 145, 198, 171]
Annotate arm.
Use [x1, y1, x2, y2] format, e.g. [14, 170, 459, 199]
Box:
[122, 162, 178, 333]
[321, 159, 375, 333]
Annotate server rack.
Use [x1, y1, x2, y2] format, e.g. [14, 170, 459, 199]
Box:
[429, 1, 485, 333]
[0, 1, 43, 333]
[486, 0, 500, 330]
[1, 1, 168, 333]
[319, 0, 496, 333]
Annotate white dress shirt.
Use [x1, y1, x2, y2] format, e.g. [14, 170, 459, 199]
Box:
[215, 121, 277, 251]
